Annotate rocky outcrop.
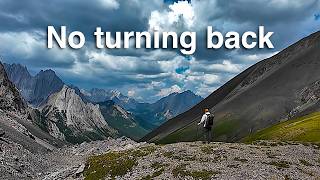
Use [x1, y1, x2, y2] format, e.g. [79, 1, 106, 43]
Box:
[0, 62, 25, 112]
[288, 80, 320, 118]
[40, 85, 118, 143]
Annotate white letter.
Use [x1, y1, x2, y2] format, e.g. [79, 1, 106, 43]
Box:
[207, 26, 223, 49]
[124, 32, 135, 48]
[94, 27, 104, 49]
[225, 31, 240, 49]
[105, 32, 121, 49]
[242, 31, 257, 49]
[163, 32, 178, 49]
[153, 26, 160, 48]
[259, 26, 274, 48]
[68, 31, 85, 49]
[180, 32, 196, 55]
[136, 32, 151, 48]
[47, 26, 66, 48]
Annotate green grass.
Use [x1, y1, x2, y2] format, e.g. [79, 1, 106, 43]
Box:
[141, 168, 165, 180]
[244, 112, 320, 143]
[162, 150, 197, 161]
[212, 119, 239, 138]
[83, 145, 156, 180]
[172, 164, 220, 180]
[157, 117, 238, 144]
[201, 146, 214, 154]
[141, 162, 168, 179]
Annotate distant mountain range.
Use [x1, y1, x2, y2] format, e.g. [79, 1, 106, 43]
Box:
[3, 62, 203, 142]
[4, 63, 64, 107]
[143, 31, 320, 143]
[131, 90, 203, 129]
[81, 88, 203, 129]
[81, 88, 139, 110]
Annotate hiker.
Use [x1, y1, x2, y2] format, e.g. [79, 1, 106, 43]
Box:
[198, 108, 214, 143]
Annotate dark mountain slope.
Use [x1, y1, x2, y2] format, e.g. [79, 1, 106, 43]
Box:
[98, 101, 148, 140]
[142, 31, 320, 143]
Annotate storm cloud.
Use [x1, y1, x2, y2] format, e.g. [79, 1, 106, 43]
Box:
[0, 0, 319, 102]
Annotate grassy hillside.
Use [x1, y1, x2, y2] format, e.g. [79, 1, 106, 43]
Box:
[244, 112, 320, 143]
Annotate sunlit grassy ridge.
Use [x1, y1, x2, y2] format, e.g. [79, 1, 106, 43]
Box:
[244, 112, 320, 143]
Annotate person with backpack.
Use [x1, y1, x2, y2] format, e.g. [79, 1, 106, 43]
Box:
[198, 108, 214, 143]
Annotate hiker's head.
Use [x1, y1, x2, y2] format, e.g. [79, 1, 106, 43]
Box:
[204, 108, 209, 113]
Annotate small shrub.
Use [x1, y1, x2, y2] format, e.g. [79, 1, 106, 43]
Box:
[172, 164, 220, 180]
[299, 159, 313, 166]
[200, 146, 214, 154]
[234, 157, 248, 163]
[163, 151, 174, 158]
[265, 161, 291, 169]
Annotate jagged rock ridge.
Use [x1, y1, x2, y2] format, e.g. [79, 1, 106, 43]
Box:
[39, 85, 118, 143]
[4, 63, 64, 107]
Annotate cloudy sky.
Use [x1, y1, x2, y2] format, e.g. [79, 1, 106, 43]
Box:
[0, 0, 319, 102]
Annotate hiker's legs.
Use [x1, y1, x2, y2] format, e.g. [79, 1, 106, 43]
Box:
[207, 128, 212, 143]
[203, 128, 211, 143]
[202, 128, 207, 143]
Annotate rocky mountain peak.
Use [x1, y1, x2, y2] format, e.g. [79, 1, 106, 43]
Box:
[4, 63, 31, 80]
[37, 69, 56, 77]
[42, 85, 118, 143]
[0, 62, 25, 112]
[4, 63, 65, 107]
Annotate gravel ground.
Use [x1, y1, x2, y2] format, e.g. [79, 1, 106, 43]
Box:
[1, 138, 319, 180]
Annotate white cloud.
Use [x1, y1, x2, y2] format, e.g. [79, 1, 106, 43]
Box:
[209, 60, 241, 73]
[148, 1, 195, 31]
[97, 0, 119, 9]
[127, 90, 135, 97]
[156, 84, 182, 97]
[235, 51, 280, 63]
[0, 32, 75, 67]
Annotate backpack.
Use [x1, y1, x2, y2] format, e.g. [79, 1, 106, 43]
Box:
[205, 114, 214, 128]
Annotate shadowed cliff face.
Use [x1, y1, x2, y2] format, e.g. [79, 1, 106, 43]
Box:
[0, 62, 25, 113]
[0, 61, 66, 153]
[143, 31, 320, 143]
